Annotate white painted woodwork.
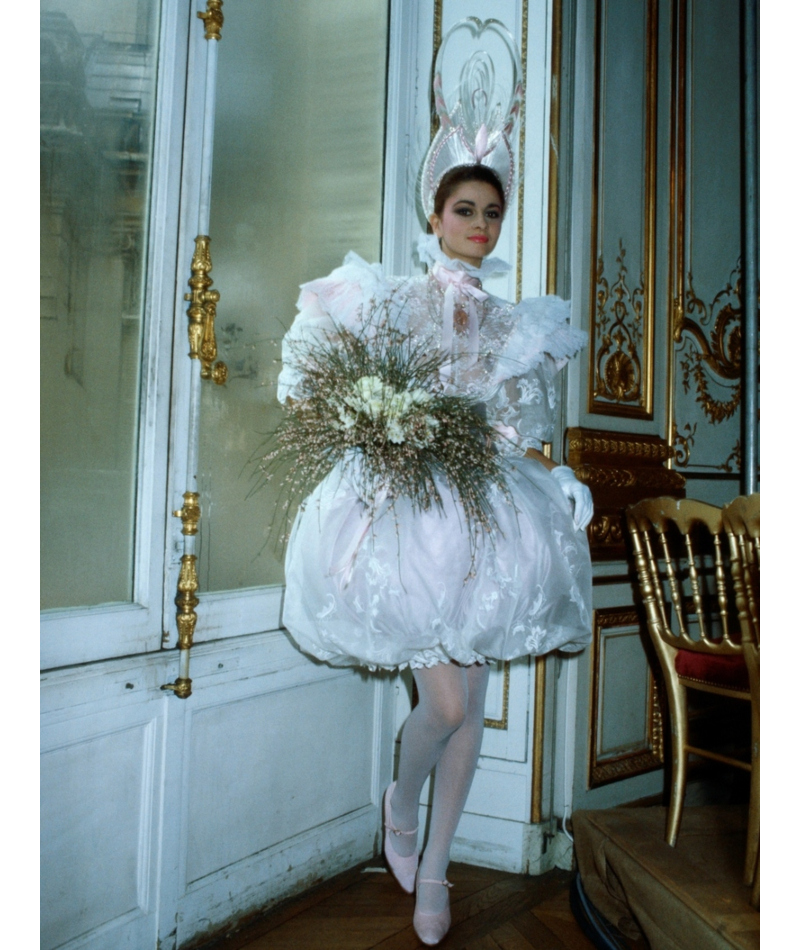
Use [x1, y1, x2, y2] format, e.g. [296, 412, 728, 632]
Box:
[41, 676, 166, 950]
[41, 3, 395, 947]
[39, 0, 189, 672]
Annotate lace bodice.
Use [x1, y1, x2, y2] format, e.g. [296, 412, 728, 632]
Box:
[277, 235, 586, 455]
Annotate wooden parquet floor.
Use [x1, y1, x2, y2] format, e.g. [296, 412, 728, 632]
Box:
[194, 861, 643, 950]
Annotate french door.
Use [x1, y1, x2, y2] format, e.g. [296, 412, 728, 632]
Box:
[41, 3, 390, 948]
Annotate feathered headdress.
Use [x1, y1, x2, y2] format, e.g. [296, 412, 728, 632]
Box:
[420, 17, 524, 220]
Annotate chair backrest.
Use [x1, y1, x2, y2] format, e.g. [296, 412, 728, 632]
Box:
[721, 494, 760, 647]
[626, 497, 742, 658]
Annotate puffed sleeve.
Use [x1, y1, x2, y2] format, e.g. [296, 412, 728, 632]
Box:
[501, 295, 586, 373]
[486, 357, 559, 455]
[484, 295, 586, 455]
[277, 253, 388, 404]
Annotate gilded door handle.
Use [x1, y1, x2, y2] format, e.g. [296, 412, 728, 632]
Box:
[161, 552, 199, 699]
[197, 0, 224, 41]
[184, 235, 228, 385]
[162, 497, 202, 699]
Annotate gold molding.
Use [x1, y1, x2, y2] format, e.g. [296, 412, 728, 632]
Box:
[484, 661, 510, 730]
[587, 0, 657, 420]
[588, 607, 664, 788]
[197, 0, 224, 41]
[573, 465, 684, 492]
[546, 0, 562, 296]
[530, 655, 547, 823]
[666, 0, 687, 465]
[567, 430, 674, 464]
[566, 426, 685, 560]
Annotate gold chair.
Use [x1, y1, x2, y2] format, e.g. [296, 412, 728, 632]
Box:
[722, 493, 760, 905]
[626, 497, 757, 887]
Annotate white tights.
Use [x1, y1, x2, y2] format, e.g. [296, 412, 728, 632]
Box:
[389, 661, 490, 914]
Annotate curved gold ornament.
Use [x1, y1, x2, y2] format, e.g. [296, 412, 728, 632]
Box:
[197, 0, 224, 41]
[720, 440, 742, 473]
[678, 263, 744, 424]
[592, 243, 645, 406]
[210, 362, 228, 385]
[184, 235, 227, 384]
[671, 421, 697, 467]
[588, 514, 626, 549]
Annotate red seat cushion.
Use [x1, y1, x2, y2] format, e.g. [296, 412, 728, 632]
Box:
[674, 649, 750, 691]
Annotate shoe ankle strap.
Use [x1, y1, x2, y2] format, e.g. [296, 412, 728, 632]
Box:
[389, 825, 419, 835]
[418, 878, 453, 888]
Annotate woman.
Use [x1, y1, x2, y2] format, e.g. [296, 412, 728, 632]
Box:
[276, 21, 592, 946]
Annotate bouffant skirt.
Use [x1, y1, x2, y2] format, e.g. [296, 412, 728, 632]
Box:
[281, 455, 592, 670]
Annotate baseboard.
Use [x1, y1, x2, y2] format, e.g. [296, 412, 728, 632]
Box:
[424, 808, 568, 876]
[176, 806, 379, 949]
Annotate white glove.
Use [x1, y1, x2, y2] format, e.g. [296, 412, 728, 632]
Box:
[550, 465, 594, 531]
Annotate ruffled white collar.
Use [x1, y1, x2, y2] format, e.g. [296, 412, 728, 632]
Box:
[415, 233, 512, 281]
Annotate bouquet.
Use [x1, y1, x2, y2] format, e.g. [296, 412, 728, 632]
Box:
[257, 298, 511, 563]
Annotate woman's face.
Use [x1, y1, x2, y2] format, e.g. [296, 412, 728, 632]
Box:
[429, 181, 503, 268]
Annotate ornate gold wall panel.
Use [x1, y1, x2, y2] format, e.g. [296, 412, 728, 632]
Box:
[668, 0, 745, 472]
[566, 426, 684, 561]
[587, 0, 657, 419]
[588, 608, 664, 788]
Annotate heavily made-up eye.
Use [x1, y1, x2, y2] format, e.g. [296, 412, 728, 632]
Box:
[453, 204, 501, 218]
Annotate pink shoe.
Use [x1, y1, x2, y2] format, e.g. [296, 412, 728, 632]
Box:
[413, 877, 453, 946]
[383, 781, 418, 894]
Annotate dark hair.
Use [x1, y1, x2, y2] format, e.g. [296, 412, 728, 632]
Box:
[433, 165, 505, 217]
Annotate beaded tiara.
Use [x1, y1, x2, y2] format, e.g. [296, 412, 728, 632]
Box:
[420, 17, 524, 219]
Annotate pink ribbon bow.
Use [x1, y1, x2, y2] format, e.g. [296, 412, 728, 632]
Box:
[431, 262, 487, 381]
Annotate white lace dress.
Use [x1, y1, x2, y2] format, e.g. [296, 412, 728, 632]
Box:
[276, 235, 592, 670]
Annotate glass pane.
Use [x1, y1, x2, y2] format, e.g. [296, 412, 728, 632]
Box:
[198, 0, 388, 593]
[40, 0, 158, 609]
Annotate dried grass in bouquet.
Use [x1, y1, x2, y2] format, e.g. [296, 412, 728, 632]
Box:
[255, 294, 512, 566]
